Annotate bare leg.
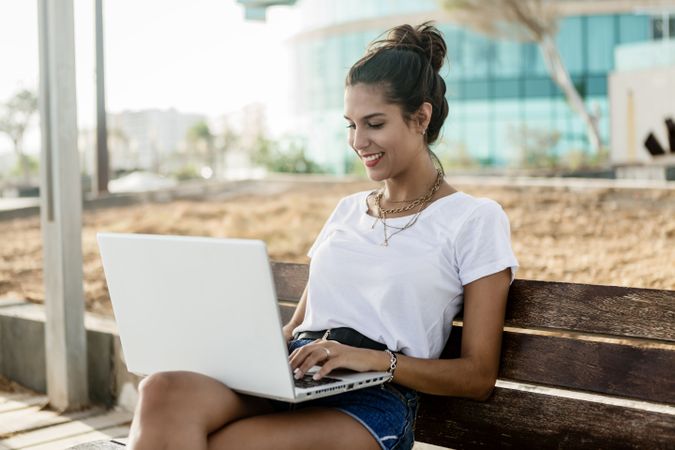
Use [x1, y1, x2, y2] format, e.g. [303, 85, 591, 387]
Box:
[208, 407, 382, 450]
[128, 371, 274, 450]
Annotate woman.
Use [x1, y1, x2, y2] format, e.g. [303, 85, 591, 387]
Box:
[128, 22, 518, 450]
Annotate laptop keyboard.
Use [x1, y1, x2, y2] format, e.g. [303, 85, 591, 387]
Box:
[294, 374, 342, 388]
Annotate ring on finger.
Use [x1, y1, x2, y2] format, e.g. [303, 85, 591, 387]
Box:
[322, 347, 331, 359]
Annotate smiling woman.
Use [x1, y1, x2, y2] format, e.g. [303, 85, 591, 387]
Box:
[126, 22, 519, 450]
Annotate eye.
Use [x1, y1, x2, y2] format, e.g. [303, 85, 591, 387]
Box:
[345, 123, 384, 130]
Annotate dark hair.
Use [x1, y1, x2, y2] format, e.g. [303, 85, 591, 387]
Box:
[345, 21, 449, 171]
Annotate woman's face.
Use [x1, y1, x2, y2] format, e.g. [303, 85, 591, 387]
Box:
[344, 83, 426, 182]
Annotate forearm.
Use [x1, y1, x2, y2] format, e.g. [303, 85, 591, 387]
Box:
[370, 351, 495, 400]
[286, 285, 308, 328]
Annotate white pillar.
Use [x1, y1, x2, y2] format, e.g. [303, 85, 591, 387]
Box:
[37, 0, 89, 411]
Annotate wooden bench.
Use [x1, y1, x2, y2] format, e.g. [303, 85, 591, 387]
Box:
[74, 261, 675, 449]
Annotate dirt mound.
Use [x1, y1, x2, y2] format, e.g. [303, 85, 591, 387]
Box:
[0, 179, 673, 316]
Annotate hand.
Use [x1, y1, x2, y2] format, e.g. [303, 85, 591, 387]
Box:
[282, 323, 296, 343]
[288, 339, 389, 381]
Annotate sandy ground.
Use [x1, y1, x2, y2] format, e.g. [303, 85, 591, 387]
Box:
[0, 375, 35, 394]
[0, 178, 674, 316]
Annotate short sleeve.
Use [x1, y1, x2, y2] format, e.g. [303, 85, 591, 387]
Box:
[454, 200, 519, 286]
[307, 198, 344, 259]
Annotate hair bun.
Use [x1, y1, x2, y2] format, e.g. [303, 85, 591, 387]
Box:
[383, 21, 447, 72]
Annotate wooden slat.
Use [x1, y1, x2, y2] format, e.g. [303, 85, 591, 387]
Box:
[0, 393, 35, 405]
[21, 425, 129, 450]
[68, 441, 125, 450]
[279, 304, 296, 326]
[504, 280, 675, 342]
[0, 396, 48, 414]
[269, 262, 675, 341]
[270, 262, 307, 301]
[0, 409, 132, 449]
[415, 387, 675, 449]
[0, 406, 103, 438]
[440, 327, 675, 405]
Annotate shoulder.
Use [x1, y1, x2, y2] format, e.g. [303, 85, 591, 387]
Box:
[441, 193, 511, 240]
[436, 192, 507, 223]
[462, 194, 507, 220]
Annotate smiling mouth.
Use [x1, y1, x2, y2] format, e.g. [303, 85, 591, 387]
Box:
[362, 152, 384, 162]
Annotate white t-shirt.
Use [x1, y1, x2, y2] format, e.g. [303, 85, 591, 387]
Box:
[293, 190, 519, 359]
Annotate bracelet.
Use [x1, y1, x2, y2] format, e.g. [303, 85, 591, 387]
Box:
[384, 349, 397, 382]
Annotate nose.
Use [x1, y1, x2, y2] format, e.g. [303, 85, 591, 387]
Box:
[351, 127, 369, 151]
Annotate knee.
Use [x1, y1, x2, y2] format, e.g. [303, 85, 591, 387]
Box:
[137, 371, 183, 411]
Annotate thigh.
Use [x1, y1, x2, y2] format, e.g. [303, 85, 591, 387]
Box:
[207, 407, 381, 450]
[136, 371, 275, 432]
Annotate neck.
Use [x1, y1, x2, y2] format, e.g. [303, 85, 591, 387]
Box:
[382, 157, 439, 202]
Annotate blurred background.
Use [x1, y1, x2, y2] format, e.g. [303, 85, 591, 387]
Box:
[1, 0, 674, 187]
[1, 0, 674, 314]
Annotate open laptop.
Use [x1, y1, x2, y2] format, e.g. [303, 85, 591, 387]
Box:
[97, 232, 390, 403]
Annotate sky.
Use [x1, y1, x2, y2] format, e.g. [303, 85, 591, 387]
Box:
[0, 0, 297, 154]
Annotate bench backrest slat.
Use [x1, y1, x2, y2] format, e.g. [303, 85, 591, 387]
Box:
[416, 387, 675, 449]
[506, 281, 675, 342]
[271, 263, 675, 342]
[483, 328, 673, 404]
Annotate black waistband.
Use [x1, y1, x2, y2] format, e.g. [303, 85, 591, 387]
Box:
[294, 327, 387, 351]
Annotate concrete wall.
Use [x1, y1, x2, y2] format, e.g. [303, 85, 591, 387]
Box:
[0, 298, 141, 408]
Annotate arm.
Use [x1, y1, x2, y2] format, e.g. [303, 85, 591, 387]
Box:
[281, 284, 308, 342]
[391, 268, 511, 400]
[291, 268, 511, 401]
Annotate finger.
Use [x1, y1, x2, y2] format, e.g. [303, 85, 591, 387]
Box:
[294, 347, 332, 379]
[289, 343, 318, 370]
[289, 341, 315, 361]
[289, 345, 310, 367]
[289, 339, 320, 357]
[312, 359, 338, 380]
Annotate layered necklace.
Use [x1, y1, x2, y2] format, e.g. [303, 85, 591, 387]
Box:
[370, 169, 444, 246]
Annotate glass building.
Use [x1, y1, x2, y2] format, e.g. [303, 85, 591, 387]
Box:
[280, 0, 672, 173]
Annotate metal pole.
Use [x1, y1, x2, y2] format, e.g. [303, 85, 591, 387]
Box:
[95, 0, 109, 194]
[37, 0, 89, 411]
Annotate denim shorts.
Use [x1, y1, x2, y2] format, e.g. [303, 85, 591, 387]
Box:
[270, 338, 420, 450]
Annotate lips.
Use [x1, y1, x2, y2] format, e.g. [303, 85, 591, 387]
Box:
[361, 152, 384, 168]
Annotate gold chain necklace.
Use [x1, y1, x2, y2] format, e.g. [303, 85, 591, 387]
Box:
[370, 170, 444, 246]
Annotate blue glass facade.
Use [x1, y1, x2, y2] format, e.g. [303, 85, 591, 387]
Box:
[285, 1, 655, 172]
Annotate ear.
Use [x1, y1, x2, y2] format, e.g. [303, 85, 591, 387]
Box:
[416, 102, 433, 133]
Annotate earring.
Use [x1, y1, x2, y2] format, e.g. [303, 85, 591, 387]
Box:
[421, 129, 426, 135]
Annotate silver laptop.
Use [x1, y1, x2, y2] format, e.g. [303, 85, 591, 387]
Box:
[97, 232, 390, 403]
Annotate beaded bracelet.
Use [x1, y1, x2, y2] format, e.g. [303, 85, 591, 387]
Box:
[384, 349, 398, 382]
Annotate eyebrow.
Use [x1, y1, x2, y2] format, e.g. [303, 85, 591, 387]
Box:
[343, 113, 386, 121]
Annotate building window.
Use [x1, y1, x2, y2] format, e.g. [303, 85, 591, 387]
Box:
[493, 79, 520, 99]
[557, 16, 584, 76]
[651, 14, 675, 39]
[619, 14, 650, 43]
[586, 76, 607, 96]
[524, 78, 554, 98]
[586, 15, 615, 73]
